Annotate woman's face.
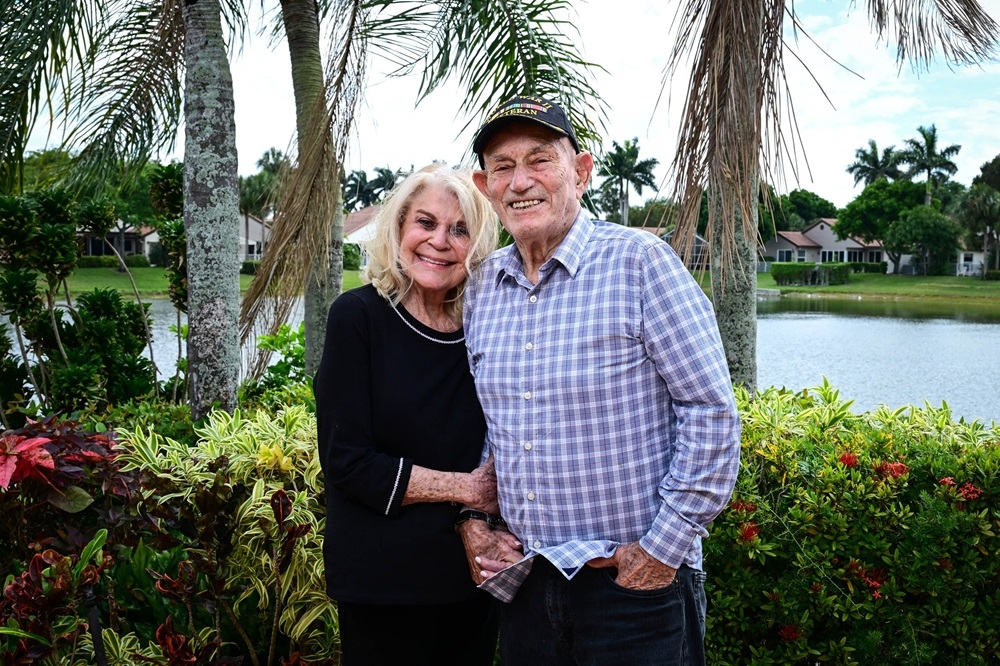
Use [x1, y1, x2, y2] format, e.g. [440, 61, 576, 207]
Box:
[399, 184, 472, 296]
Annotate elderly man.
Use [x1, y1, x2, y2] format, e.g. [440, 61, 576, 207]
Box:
[455, 95, 741, 665]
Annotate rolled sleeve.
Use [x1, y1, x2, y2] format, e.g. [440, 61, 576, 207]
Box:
[638, 244, 741, 567]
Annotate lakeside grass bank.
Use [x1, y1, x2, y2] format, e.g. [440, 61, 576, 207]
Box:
[64, 267, 1000, 305]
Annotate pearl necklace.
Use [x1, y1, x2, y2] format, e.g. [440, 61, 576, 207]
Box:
[392, 305, 465, 345]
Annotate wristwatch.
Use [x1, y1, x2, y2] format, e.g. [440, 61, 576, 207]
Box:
[454, 509, 507, 531]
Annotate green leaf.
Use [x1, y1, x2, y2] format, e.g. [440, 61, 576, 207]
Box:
[47, 485, 95, 513]
[0, 627, 52, 645]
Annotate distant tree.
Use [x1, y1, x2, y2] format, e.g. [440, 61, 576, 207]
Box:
[837, 179, 925, 273]
[21, 149, 74, 191]
[598, 138, 658, 226]
[369, 166, 403, 202]
[785, 189, 838, 224]
[972, 153, 1000, 192]
[886, 205, 963, 275]
[846, 139, 903, 186]
[629, 197, 677, 230]
[935, 180, 968, 214]
[956, 183, 1000, 273]
[900, 125, 961, 206]
[256, 147, 289, 177]
[342, 169, 372, 212]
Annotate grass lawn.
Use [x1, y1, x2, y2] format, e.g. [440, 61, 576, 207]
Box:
[756, 272, 1000, 302]
[59, 267, 1000, 303]
[64, 268, 363, 297]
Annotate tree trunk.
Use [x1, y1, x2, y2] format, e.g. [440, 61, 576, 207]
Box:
[182, 0, 241, 419]
[279, 0, 343, 376]
[888, 250, 902, 274]
[620, 179, 629, 226]
[711, 208, 757, 393]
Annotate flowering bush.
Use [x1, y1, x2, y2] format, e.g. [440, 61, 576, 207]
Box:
[705, 382, 1000, 665]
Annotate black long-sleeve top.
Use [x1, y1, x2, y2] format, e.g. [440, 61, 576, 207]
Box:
[313, 285, 487, 604]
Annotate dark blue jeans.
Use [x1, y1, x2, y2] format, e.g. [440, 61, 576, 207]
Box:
[499, 558, 707, 665]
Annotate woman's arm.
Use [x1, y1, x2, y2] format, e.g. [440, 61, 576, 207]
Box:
[402, 457, 498, 513]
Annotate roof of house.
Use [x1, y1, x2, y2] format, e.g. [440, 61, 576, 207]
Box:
[775, 231, 821, 248]
[345, 205, 381, 236]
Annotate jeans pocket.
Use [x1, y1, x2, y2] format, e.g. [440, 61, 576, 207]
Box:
[599, 567, 679, 598]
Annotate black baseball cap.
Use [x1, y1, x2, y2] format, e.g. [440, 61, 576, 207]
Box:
[472, 95, 580, 167]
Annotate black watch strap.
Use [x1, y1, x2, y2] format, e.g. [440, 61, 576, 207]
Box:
[455, 509, 507, 531]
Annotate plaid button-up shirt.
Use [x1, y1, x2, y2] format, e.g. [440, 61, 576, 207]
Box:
[465, 210, 740, 592]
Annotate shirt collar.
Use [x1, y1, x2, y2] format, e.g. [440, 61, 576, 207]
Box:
[493, 208, 594, 285]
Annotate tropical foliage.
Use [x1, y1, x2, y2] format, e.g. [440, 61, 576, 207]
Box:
[900, 124, 961, 206]
[846, 139, 903, 187]
[596, 138, 659, 226]
[707, 383, 1000, 665]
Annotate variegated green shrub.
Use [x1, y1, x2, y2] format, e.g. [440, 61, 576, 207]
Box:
[117, 405, 337, 663]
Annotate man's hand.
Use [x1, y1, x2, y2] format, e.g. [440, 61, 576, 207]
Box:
[462, 457, 500, 514]
[587, 541, 677, 591]
[457, 519, 522, 585]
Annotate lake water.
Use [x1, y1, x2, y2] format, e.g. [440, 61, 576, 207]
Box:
[757, 295, 1000, 424]
[8, 296, 1000, 425]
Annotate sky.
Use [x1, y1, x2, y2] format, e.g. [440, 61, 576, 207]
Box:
[31, 0, 1000, 210]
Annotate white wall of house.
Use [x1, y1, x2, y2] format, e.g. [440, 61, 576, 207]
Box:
[761, 236, 820, 263]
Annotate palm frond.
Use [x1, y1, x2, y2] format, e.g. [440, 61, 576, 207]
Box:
[0, 0, 103, 193]
[866, 0, 998, 69]
[366, 0, 607, 153]
[63, 0, 185, 186]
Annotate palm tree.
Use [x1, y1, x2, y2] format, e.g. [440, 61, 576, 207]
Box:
[342, 169, 375, 212]
[181, 0, 241, 418]
[958, 184, 1000, 274]
[598, 138, 658, 226]
[370, 166, 403, 202]
[900, 124, 962, 206]
[663, 0, 997, 392]
[847, 139, 903, 186]
[242, 0, 608, 376]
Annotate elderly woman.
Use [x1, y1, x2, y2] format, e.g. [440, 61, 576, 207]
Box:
[313, 164, 501, 665]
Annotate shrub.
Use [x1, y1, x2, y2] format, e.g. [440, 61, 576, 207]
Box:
[771, 262, 851, 286]
[241, 260, 261, 275]
[985, 270, 1000, 281]
[1, 406, 336, 664]
[848, 262, 887, 274]
[705, 382, 1000, 665]
[76, 255, 119, 269]
[343, 243, 362, 271]
[123, 253, 150, 268]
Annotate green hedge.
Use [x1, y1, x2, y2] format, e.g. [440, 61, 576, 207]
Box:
[771, 262, 851, 286]
[986, 270, 1000, 282]
[849, 261, 888, 274]
[124, 253, 150, 268]
[344, 243, 362, 271]
[76, 255, 119, 268]
[241, 259, 260, 275]
[705, 384, 1000, 664]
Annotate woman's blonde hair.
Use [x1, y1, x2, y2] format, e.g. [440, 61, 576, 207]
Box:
[363, 163, 498, 320]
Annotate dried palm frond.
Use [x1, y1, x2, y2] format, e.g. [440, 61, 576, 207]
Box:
[240, 0, 366, 380]
[665, 0, 998, 281]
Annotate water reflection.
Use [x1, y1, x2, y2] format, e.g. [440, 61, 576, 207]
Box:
[758, 294, 1000, 323]
[757, 295, 1000, 423]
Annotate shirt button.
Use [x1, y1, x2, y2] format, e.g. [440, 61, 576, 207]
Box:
[523, 442, 532, 450]
[533, 540, 541, 549]
[523, 391, 532, 400]
[529, 295, 537, 303]
[525, 342, 533, 350]
[527, 491, 535, 500]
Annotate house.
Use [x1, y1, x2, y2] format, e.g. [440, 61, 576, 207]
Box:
[760, 218, 886, 271]
[140, 213, 271, 265]
[344, 205, 382, 245]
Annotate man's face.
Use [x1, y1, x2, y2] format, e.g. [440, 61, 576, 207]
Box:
[473, 122, 593, 249]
